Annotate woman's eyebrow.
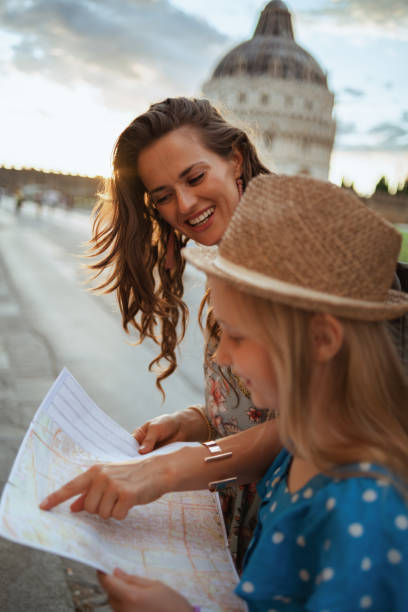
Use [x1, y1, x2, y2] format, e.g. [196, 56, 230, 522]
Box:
[179, 161, 204, 179]
[149, 162, 205, 196]
[149, 185, 167, 196]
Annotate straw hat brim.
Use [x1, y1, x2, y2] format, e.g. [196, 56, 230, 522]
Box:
[183, 245, 408, 321]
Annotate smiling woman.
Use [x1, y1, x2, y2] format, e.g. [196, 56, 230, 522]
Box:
[87, 96, 271, 569]
[89, 97, 269, 389]
[137, 126, 243, 246]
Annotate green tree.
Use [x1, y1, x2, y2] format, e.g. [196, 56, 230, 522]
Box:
[341, 178, 356, 191]
[397, 178, 408, 196]
[374, 176, 389, 194]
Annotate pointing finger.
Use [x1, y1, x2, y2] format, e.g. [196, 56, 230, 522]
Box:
[70, 493, 86, 513]
[39, 469, 95, 510]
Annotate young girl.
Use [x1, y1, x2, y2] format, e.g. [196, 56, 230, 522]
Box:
[97, 173, 408, 610]
[43, 174, 408, 610]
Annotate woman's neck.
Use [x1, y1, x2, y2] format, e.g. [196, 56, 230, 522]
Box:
[287, 455, 320, 494]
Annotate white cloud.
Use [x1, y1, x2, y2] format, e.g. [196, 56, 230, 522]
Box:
[336, 119, 357, 135]
[368, 122, 408, 149]
[343, 87, 364, 97]
[0, 0, 228, 110]
[335, 121, 408, 152]
[298, 0, 408, 38]
[324, 0, 407, 25]
[294, 0, 408, 42]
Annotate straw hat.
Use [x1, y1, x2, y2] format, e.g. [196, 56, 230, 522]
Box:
[183, 174, 408, 321]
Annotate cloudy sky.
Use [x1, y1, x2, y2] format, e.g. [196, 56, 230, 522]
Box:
[0, 0, 406, 194]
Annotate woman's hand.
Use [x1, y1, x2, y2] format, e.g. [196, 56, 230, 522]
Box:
[98, 568, 194, 612]
[39, 421, 282, 519]
[39, 453, 171, 519]
[133, 408, 209, 454]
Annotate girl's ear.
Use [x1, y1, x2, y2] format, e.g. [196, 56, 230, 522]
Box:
[231, 145, 244, 179]
[310, 314, 344, 363]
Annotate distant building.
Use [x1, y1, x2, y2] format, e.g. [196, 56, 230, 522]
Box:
[0, 166, 101, 207]
[203, 0, 336, 179]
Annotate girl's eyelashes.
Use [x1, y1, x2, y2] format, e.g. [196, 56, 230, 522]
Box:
[218, 323, 246, 345]
[225, 330, 245, 345]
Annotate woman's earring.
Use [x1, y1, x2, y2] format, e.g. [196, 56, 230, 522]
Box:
[236, 177, 244, 199]
[165, 230, 176, 270]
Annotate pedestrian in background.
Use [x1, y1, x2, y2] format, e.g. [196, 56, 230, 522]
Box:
[14, 186, 24, 214]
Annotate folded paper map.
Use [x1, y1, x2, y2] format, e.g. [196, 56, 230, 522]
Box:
[0, 368, 246, 611]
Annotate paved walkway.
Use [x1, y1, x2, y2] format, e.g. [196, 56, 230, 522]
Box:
[0, 198, 205, 611]
[0, 242, 109, 610]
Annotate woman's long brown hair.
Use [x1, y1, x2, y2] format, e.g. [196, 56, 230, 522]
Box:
[87, 97, 270, 395]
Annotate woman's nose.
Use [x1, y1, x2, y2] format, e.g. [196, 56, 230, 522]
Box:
[175, 187, 198, 215]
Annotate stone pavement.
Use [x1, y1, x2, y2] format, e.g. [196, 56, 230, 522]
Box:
[0, 249, 110, 611]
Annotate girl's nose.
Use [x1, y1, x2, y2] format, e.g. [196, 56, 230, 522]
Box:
[214, 332, 231, 368]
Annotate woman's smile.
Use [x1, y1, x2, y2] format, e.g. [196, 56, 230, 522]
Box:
[137, 126, 243, 246]
[185, 206, 215, 231]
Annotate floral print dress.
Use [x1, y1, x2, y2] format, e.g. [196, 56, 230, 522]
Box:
[203, 338, 270, 573]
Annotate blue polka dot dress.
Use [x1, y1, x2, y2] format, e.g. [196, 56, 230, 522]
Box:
[235, 449, 408, 611]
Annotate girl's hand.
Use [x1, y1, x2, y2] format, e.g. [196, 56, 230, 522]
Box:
[97, 569, 194, 612]
[133, 408, 209, 454]
[39, 453, 172, 519]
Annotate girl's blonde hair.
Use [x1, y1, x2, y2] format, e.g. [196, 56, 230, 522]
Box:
[223, 282, 408, 485]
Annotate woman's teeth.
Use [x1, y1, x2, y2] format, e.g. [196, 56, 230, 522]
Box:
[187, 207, 215, 227]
